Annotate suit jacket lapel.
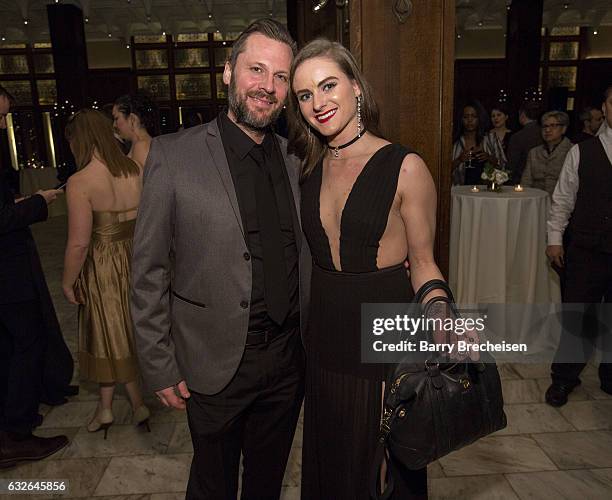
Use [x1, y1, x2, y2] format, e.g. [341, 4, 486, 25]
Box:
[204, 120, 246, 240]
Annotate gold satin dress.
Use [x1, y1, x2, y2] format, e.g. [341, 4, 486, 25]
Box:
[75, 209, 139, 383]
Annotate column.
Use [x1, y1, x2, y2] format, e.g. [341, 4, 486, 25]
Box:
[505, 0, 544, 111]
[350, 0, 455, 274]
[46, 3, 90, 176]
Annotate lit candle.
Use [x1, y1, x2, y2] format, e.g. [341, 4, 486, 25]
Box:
[471, 185, 480, 192]
[514, 184, 524, 192]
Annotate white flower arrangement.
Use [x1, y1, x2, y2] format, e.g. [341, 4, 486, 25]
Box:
[481, 164, 509, 189]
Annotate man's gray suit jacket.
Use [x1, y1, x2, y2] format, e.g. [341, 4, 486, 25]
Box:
[130, 119, 311, 395]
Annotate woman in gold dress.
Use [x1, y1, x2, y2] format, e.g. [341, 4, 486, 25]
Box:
[62, 109, 150, 438]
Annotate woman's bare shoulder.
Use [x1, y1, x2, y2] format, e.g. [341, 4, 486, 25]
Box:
[370, 136, 391, 152]
[67, 163, 95, 187]
[399, 149, 427, 173]
[69, 160, 113, 191]
[130, 139, 151, 166]
[398, 152, 434, 194]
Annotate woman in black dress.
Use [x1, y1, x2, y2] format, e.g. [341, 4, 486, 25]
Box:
[288, 39, 447, 499]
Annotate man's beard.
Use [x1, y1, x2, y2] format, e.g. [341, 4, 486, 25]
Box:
[228, 77, 283, 132]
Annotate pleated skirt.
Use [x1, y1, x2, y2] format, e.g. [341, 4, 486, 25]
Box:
[302, 263, 426, 499]
[75, 221, 139, 384]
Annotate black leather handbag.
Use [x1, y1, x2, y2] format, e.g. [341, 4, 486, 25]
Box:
[369, 279, 507, 499]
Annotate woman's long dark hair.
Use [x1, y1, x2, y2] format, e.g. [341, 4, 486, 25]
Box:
[454, 99, 489, 145]
[114, 90, 160, 137]
[287, 38, 381, 178]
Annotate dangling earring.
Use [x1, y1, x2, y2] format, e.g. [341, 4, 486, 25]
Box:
[356, 95, 363, 136]
[307, 124, 312, 144]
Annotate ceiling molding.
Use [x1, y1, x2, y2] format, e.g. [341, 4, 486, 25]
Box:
[1, 0, 610, 44]
[0, 0, 287, 43]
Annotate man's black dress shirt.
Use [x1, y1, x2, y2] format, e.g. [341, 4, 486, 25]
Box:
[217, 112, 299, 331]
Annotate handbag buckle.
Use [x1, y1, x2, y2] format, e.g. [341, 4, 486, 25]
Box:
[459, 377, 471, 390]
[379, 407, 393, 442]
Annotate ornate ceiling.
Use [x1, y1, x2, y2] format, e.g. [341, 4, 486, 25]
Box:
[0, 0, 285, 43]
[0, 1, 610, 44]
[456, 0, 612, 33]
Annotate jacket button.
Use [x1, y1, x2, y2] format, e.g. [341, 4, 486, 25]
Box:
[244, 252, 251, 261]
[240, 300, 249, 309]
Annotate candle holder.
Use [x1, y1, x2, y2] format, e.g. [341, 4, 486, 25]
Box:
[514, 185, 524, 192]
[470, 185, 480, 192]
[486, 182, 502, 192]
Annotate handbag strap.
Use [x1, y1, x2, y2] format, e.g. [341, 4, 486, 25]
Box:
[413, 279, 454, 304]
[368, 279, 456, 499]
[369, 441, 395, 500]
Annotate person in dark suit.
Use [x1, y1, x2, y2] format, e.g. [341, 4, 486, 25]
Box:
[572, 106, 604, 144]
[0, 85, 69, 467]
[545, 85, 612, 406]
[130, 20, 310, 499]
[507, 100, 543, 184]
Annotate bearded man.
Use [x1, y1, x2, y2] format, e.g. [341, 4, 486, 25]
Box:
[130, 19, 310, 500]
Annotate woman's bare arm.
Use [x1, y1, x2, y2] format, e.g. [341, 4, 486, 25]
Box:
[397, 154, 446, 302]
[62, 175, 93, 303]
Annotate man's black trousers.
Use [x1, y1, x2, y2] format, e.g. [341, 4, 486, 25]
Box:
[551, 243, 612, 388]
[186, 327, 304, 500]
[0, 300, 46, 434]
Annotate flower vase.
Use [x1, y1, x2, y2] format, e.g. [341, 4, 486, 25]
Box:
[487, 181, 502, 192]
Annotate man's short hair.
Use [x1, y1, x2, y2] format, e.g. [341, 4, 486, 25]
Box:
[579, 107, 596, 123]
[0, 84, 16, 105]
[519, 100, 542, 121]
[229, 19, 297, 70]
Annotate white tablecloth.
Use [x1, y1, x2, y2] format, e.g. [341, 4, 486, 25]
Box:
[448, 185, 561, 354]
[19, 168, 66, 217]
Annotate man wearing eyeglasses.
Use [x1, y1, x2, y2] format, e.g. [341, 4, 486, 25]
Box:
[545, 85, 612, 406]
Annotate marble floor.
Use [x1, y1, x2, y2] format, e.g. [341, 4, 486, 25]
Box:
[2, 215, 611, 500]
